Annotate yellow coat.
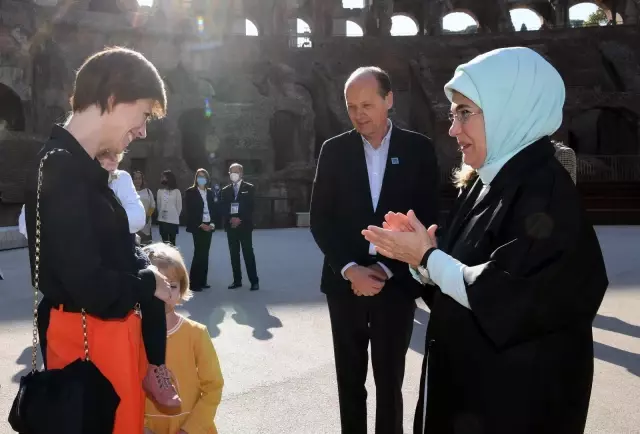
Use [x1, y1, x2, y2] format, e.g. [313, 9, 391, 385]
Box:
[145, 315, 223, 434]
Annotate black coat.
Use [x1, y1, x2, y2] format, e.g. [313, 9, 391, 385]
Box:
[310, 127, 440, 299]
[414, 138, 609, 434]
[221, 181, 255, 230]
[24, 126, 156, 319]
[184, 186, 219, 233]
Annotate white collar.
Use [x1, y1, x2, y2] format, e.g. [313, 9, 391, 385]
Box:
[361, 119, 393, 149]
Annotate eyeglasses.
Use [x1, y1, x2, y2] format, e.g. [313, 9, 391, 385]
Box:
[448, 110, 482, 125]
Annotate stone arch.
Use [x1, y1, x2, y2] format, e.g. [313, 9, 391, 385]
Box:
[442, 10, 480, 34]
[568, 107, 639, 155]
[178, 108, 212, 172]
[270, 110, 301, 171]
[509, 7, 545, 30]
[390, 13, 419, 36]
[0, 83, 26, 132]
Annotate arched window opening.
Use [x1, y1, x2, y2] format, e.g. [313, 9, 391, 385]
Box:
[346, 20, 364, 37]
[246, 19, 259, 36]
[510, 8, 543, 31]
[390, 14, 419, 36]
[569, 2, 620, 27]
[296, 18, 312, 48]
[342, 0, 364, 8]
[442, 12, 478, 34]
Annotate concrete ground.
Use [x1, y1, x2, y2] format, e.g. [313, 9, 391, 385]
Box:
[0, 226, 638, 434]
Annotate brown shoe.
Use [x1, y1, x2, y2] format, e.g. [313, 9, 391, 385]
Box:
[143, 364, 182, 408]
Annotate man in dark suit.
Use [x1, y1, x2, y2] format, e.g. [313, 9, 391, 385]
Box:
[221, 163, 260, 291]
[310, 67, 439, 434]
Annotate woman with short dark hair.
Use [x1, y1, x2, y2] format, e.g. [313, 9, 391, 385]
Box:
[24, 46, 176, 434]
[157, 169, 182, 245]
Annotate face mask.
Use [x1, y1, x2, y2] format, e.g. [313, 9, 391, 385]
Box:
[230, 173, 240, 183]
[197, 177, 207, 186]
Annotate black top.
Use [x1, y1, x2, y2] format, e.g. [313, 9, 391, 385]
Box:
[184, 186, 219, 233]
[415, 138, 609, 434]
[24, 126, 156, 319]
[310, 127, 440, 298]
[220, 180, 255, 230]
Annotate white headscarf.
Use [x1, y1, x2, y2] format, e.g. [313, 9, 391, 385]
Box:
[444, 47, 566, 184]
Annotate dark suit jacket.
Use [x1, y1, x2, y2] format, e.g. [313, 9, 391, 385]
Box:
[185, 186, 219, 233]
[221, 181, 255, 231]
[310, 126, 440, 299]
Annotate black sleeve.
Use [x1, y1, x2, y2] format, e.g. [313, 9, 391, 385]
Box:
[310, 140, 356, 274]
[464, 174, 608, 350]
[184, 189, 198, 231]
[378, 135, 440, 278]
[40, 154, 156, 316]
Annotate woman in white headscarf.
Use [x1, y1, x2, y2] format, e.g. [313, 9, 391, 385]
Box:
[363, 47, 609, 433]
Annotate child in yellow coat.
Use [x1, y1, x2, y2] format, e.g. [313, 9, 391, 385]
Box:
[143, 243, 224, 434]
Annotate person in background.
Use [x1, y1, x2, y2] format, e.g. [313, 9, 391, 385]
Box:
[157, 169, 182, 246]
[362, 47, 608, 434]
[143, 243, 224, 434]
[554, 141, 577, 184]
[221, 163, 259, 291]
[310, 66, 439, 434]
[185, 168, 218, 291]
[19, 151, 146, 239]
[133, 170, 156, 245]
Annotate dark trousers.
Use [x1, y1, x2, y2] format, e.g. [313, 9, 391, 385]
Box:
[327, 291, 416, 434]
[226, 228, 259, 284]
[159, 222, 178, 246]
[190, 226, 213, 289]
[38, 295, 167, 368]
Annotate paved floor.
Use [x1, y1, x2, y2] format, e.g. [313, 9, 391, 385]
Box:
[0, 227, 638, 433]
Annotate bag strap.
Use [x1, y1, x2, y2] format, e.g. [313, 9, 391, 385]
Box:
[31, 148, 90, 373]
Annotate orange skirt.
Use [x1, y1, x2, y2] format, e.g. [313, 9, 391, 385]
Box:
[47, 307, 148, 434]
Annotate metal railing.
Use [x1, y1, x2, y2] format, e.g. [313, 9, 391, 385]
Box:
[577, 155, 640, 183]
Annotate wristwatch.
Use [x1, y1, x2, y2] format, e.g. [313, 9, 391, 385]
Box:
[417, 247, 437, 280]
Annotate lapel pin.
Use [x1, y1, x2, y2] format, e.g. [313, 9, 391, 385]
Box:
[391, 157, 399, 165]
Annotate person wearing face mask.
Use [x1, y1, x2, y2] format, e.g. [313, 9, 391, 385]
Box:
[185, 169, 219, 291]
[157, 169, 182, 246]
[221, 163, 259, 291]
[362, 47, 609, 434]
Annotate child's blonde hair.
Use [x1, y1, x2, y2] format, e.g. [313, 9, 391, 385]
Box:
[143, 243, 192, 301]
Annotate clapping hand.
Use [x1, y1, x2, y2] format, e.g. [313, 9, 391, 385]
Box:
[362, 210, 438, 267]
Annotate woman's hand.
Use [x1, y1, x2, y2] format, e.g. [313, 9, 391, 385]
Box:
[148, 265, 174, 303]
[362, 210, 438, 267]
[382, 211, 416, 232]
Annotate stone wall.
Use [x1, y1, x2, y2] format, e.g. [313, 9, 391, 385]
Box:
[1, 0, 639, 228]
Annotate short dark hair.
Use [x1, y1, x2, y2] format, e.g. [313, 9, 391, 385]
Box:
[346, 66, 392, 98]
[70, 46, 167, 117]
[191, 168, 210, 188]
[162, 170, 178, 190]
